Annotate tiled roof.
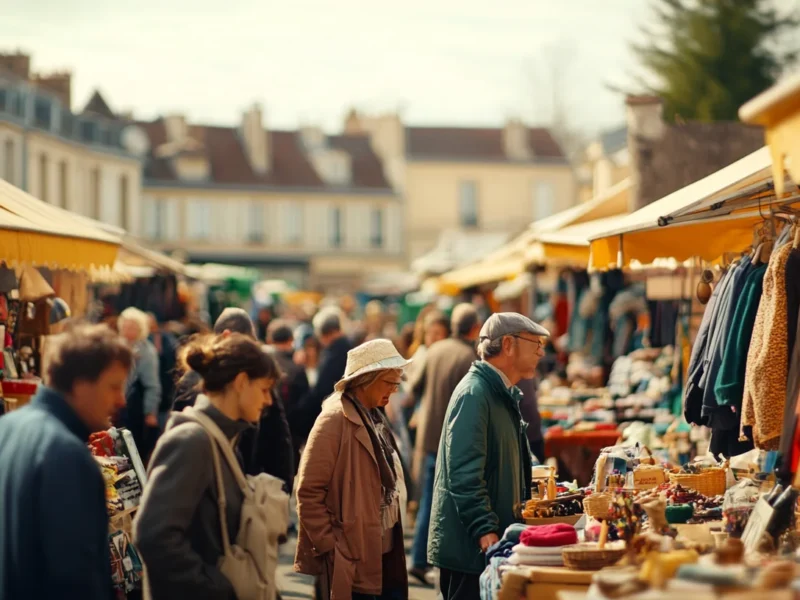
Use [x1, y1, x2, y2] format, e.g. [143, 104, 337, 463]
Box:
[634, 122, 764, 207]
[406, 126, 565, 161]
[137, 119, 391, 191]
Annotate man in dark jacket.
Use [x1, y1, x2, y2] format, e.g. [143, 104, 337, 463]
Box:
[0, 325, 132, 600]
[172, 308, 295, 491]
[291, 306, 351, 440]
[409, 303, 481, 585]
[266, 319, 310, 474]
[429, 313, 549, 600]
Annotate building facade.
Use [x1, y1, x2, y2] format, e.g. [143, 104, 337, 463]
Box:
[0, 52, 142, 233]
[136, 108, 404, 290]
[343, 112, 577, 263]
[576, 125, 629, 203]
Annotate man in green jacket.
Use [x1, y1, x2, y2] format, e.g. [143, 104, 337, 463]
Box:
[428, 312, 549, 600]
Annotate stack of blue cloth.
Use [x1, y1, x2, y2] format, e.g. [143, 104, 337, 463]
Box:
[480, 523, 528, 599]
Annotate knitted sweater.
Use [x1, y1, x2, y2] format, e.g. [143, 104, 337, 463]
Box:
[742, 244, 793, 449]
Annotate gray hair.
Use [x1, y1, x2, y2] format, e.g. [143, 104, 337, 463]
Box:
[343, 368, 403, 394]
[118, 307, 150, 342]
[313, 306, 344, 338]
[451, 303, 479, 338]
[477, 336, 505, 360]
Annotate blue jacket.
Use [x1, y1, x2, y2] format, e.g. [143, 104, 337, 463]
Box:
[0, 388, 112, 600]
[428, 361, 532, 575]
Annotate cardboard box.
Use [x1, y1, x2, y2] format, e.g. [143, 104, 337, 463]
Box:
[633, 468, 667, 490]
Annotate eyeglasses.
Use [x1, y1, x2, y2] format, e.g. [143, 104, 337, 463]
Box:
[382, 380, 403, 392]
[509, 335, 545, 350]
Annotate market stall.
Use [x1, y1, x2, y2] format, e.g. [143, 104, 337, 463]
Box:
[482, 80, 800, 600]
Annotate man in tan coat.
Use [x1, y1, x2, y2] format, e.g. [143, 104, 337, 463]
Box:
[408, 303, 481, 585]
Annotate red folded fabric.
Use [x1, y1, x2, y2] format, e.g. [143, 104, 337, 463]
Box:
[519, 524, 578, 548]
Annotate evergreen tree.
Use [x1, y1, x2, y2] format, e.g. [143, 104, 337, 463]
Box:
[633, 0, 800, 121]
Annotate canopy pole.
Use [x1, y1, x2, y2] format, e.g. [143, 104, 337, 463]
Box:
[616, 234, 624, 269]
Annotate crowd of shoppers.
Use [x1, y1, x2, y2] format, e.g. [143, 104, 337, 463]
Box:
[0, 296, 550, 600]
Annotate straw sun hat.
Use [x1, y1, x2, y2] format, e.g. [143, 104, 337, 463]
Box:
[334, 339, 412, 392]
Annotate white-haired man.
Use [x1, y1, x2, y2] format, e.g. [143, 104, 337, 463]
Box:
[428, 312, 549, 600]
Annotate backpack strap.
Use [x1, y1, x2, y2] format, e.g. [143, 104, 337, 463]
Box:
[207, 430, 233, 556]
[183, 407, 252, 498]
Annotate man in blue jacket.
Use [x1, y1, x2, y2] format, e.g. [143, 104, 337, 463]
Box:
[428, 313, 549, 600]
[0, 324, 132, 600]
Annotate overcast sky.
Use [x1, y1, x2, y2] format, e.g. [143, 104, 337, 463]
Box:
[2, 0, 652, 135]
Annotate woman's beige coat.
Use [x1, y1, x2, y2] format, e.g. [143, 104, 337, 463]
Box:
[294, 393, 407, 599]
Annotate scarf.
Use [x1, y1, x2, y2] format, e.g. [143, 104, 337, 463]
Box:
[345, 394, 398, 522]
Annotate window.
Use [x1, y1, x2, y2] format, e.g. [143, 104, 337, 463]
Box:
[187, 199, 213, 241]
[90, 168, 101, 218]
[39, 153, 48, 203]
[370, 207, 383, 248]
[119, 175, 129, 230]
[459, 180, 479, 227]
[533, 181, 556, 220]
[0, 88, 7, 112]
[330, 206, 342, 248]
[143, 198, 180, 242]
[281, 202, 303, 245]
[80, 120, 97, 144]
[247, 201, 265, 244]
[58, 161, 68, 208]
[3, 139, 13, 184]
[33, 97, 51, 129]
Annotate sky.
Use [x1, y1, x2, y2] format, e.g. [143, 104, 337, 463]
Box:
[2, 0, 653, 137]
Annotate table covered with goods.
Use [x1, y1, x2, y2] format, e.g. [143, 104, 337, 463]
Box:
[483, 445, 800, 600]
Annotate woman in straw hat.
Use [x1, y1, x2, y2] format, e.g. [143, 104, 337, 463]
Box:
[294, 339, 410, 600]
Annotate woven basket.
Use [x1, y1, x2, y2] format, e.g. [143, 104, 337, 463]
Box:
[562, 544, 625, 570]
[583, 493, 612, 520]
[668, 466, 726, 498]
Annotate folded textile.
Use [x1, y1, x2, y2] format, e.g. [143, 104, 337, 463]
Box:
[508, 553, 564, 566]
[519, 523, 578, 548]
[486, 539, 515, 560]
[503, 522, 528, 545]
[480, 557, 507, 600]
[511, 543, 571, 555]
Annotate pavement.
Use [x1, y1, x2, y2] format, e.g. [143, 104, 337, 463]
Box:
[276, 528, 438, 600]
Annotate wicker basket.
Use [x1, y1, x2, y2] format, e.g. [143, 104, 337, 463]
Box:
[668, 466, 727, 498]
[583, 493, 612, 520]
[562, 544, 625, 570]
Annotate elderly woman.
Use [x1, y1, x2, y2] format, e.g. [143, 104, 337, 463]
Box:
[295, 339, 410, 600]
[118, 307, 162, 459]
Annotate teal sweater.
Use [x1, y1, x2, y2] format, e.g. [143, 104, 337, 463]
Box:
[714, 264, 768, 407]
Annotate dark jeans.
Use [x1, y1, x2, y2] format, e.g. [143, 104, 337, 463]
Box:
[439, 568, 481, 600]
[411, 452, 437, 568]
[530, 438, 545, 463]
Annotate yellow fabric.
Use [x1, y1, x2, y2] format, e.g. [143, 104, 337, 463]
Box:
[440, 256, 522, 289]
[0, 179, 120, 270]
[0, 227, 119, 270]
[590, 215, 761, 269]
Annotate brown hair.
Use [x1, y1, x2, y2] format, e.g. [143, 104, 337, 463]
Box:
[46, 324, 133, 394]
[180, 333, 279, 392]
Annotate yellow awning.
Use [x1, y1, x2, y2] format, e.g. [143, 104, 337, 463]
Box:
[0, 179, 120, 270]
[440, 179, 632, 289]
[740, 71, 800, 196]
[587, 147, 789, 269]
[526, 216, 625, 267]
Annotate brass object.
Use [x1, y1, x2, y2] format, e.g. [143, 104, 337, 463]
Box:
[696, 269, 714, 305]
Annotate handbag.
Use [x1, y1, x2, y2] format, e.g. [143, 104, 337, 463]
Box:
[185, 407, 290, 600]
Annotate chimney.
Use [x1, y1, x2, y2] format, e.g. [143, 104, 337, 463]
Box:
[32, 71, 72, 108]
[356, 113, 406, 192]
[0, 51, 30, 80]
[240, 103, 270, 174]
[625, 95, 664, 141]
[626, 95, 665, 212]
[343, 108, 364, 135]
[164, 114, 188, 143]
[503, 118, 532, 160]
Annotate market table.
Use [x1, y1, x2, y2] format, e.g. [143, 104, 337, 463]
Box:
[545, 429, 621, 485]
[499, 565, 596, 600]
[2, 379, 39, 412]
